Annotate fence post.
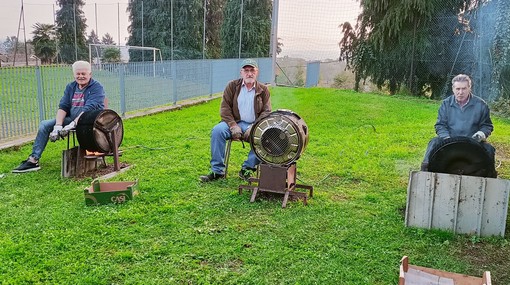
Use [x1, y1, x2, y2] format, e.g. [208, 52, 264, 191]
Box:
[35, 66, 45, 121]
[172, 60, 177, 104]
[209, 60, 213, 97]
[119, 63, 126, 116]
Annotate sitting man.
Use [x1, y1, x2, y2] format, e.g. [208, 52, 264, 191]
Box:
[12, 60, 105, 173]
[200, 58, 272, 182]
[421, 74, 495, 171]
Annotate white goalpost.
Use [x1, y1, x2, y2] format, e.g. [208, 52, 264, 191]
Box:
[88, 44, 162, 64]
[88, 44, 163, 76]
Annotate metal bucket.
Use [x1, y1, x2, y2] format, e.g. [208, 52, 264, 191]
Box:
[249, 109, 308, 165]
[76, 109, 123, 153]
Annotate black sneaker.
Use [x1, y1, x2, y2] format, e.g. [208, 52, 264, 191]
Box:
[12, 159, 41, 173]
[199, 171, 224, 182]
[239, 167, 256, 181]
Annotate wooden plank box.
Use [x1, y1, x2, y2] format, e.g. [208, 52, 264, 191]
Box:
[406, 171, 510, 237]
[84, 180, 138, 206]
[399, 256, 491, 285]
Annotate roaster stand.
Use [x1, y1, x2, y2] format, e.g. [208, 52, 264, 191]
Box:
[238, 163, 313, 208]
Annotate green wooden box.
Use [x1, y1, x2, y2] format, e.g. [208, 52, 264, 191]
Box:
[84, 180, 138, 206]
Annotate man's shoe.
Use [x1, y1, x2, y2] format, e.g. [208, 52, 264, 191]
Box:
[12, 159, 41, 173]
[199, 171, 224, 182]
[239, 167, 256, 181]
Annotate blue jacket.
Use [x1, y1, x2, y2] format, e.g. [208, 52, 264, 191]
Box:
[434, 94, 493, 139]
[58, 78, 105, 120]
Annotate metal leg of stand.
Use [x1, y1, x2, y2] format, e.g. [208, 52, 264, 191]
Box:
[250, 187, 258, 202]
[111, 129, 120, 171]
[224, 139, 232, 178]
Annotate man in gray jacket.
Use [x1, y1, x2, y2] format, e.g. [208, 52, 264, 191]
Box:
[421, 74, 495, 171]
[200, 59, 272, 182]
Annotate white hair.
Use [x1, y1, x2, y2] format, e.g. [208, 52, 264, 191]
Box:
[452, 74, 471, 88]
[72, 60, 91, 73]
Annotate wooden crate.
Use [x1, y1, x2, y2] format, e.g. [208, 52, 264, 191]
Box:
[406, 171, 510, 237]
[399, 256, 491, 285]
[84, 180, 138, 206]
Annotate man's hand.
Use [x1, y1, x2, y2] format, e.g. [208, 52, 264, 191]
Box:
[60, 121, 77, 137]
[230, 125, 242, 141]
[49, 125, 63, 142]
[472, 131, 486, 142]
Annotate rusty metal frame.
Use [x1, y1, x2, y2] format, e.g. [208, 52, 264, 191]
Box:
[238, 163, 313, 208]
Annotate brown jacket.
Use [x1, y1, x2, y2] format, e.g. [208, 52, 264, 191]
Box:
[220, 78, 272, 128]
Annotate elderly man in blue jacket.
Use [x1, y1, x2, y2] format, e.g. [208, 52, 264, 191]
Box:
[421, 74, 495, 171]
[13, 60, 105, 173]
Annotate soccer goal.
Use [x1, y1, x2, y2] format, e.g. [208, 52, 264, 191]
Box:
[88, 44, 162, 64]
[88, 44, 163, 76]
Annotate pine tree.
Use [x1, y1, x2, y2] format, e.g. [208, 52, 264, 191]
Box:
[87, 30, 100, 45]
[127, 0, 205, 61]
[102, 33, 116, 45]
[221, 0, 272, 58]
[204, 0, 226, 59]
[339, 0, 482, 97]
[55, 0, 88, 63]
[491, 0, 510, 99]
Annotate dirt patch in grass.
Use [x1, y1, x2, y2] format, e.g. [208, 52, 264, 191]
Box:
[456, 241, 510, 284]
[75, 162, 130, 179]
[493, 141, 510, 178]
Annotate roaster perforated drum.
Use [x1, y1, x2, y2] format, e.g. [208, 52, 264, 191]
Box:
[250, 109, 308, 165]
[76, 109, 123, 153]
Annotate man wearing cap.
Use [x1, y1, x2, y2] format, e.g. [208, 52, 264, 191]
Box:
[200, 58, 272, 182]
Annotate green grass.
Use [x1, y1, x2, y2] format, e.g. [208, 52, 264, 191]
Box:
[1, 87, 509, 284]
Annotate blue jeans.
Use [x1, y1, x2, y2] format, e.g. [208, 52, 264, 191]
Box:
[30, 117, 74, 160]
[210, 121, 259, 174]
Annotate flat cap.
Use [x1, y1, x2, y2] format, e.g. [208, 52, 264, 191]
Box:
[241, 58, 258, 68]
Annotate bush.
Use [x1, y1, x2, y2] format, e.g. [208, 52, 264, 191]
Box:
[331, 73, 347, 89]
[490, 98, 510, 118]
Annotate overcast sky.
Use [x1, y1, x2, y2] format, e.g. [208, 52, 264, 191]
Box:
[0, 0, 360, 60]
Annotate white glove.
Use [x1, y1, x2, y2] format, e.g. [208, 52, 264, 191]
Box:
[60, 121, 77, 137]
[472, 131, 486, 142]
[49, 125, 63, 142]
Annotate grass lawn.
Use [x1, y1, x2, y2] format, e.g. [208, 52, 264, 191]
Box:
[1, 87, 509, 284]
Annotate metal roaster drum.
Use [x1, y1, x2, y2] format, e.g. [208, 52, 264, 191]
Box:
[76, 109, 123, 153]
[249, 109, 308, 165]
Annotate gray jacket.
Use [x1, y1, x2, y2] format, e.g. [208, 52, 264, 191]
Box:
[434, 94, 493, 139]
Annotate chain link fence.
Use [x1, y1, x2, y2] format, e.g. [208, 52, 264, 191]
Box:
[1, 0, 509, 142]
[0, 58, 271, 141]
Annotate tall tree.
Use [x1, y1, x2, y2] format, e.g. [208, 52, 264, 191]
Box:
[87, 29, 100, 45]
[221, 0, 272, 58]
[339, 0, 483, 97]
[102, 33, 116, 45]
[87, 30, 103, 62]
[31, 23, 57, 64]
[173, 0, 203, 59]
[55, 0, 88, 63]
[490, 0, 510, 99]
[204, 0, 226, 58]
[127, 0, 205, 61]
[2, 36, 24, 57]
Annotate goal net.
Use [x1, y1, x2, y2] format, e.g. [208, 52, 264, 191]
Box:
[88, 44, 162, 65]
